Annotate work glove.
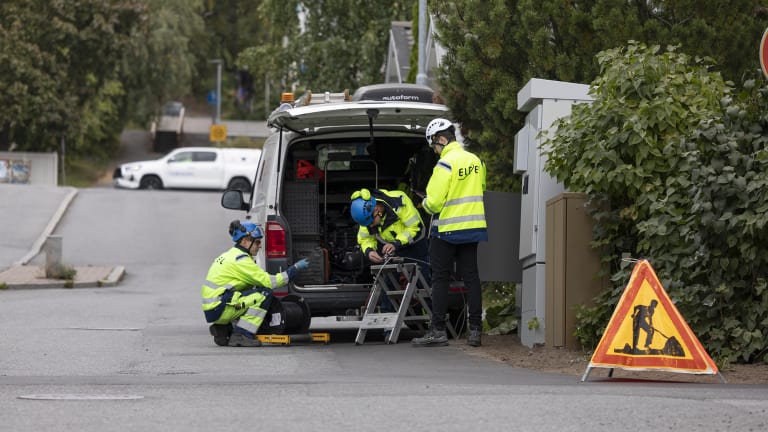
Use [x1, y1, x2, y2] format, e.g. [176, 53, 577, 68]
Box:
[294, 258, 310, 271]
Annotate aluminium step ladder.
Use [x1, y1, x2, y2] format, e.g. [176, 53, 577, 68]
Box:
[355, 260, 456, 345]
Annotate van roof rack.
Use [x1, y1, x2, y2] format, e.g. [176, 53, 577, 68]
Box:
[294, 89, 351, 107]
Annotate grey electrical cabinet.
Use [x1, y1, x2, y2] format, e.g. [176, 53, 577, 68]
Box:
[545, 193, 607, 349]
[515, 78, 593, 347]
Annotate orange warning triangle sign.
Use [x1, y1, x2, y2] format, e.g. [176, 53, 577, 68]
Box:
[587, 259, 718, 375]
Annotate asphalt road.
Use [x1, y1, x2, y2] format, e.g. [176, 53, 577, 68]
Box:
[0, 184, 766, 431]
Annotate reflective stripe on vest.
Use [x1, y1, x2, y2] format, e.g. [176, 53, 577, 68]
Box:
[202, 280, 234, 305]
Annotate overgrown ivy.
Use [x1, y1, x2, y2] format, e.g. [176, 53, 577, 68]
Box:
[543, 42, 768, 365]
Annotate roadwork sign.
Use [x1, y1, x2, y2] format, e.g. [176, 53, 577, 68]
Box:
[581, 259, 723, 382]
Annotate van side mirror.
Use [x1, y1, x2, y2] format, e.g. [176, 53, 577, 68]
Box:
[221, 190, 248, 210]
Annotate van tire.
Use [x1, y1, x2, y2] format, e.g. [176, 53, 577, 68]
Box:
[227, 177, 251, 193]
[139, 175, 163, 190]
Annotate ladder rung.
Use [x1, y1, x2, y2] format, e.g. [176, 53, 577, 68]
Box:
[386, 289, 429, 296]
[403, 316, 430, 322]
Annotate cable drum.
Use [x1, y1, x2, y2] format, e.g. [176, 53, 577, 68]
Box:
[258, 294, 311, 335]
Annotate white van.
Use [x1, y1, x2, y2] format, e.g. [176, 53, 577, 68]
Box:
[221, 84, 468, 320]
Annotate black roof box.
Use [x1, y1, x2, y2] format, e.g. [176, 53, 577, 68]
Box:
[351, 83, 436, 103]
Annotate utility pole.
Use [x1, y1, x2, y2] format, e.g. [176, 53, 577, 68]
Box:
[208, 59, 222, 124]
[416, 0, 428, 86]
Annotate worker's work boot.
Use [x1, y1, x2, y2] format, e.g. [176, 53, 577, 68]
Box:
[467, 327, 482, 347]
[228, 332, 262, 347]
[209, 324, 232, 347]
[411, 328, 448, 347]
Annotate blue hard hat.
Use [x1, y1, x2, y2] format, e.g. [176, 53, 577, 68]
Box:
[230, 220, 263, 242]
[350, 196, 376, 226]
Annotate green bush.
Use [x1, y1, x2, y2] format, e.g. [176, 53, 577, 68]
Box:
[544, 42, 768, 364]
[482, 282, 517, 334]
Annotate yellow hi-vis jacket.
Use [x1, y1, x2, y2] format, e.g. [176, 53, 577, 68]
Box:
[201, 245, 290, 322]
[356, 189, 424, 256]
[422, 141, 488, 243]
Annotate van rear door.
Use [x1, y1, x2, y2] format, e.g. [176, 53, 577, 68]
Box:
[268, 102, 450, 133]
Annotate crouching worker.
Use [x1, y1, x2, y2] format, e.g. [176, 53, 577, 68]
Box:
[350, 188, 430, 312]
[202, 220, 310, 347]
[351, 188, 429, 269]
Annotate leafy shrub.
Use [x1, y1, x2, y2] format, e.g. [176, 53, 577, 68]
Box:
[543, 42, 768, 364]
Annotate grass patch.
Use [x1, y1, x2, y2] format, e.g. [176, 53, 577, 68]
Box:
[61, 155, 112, 187]
[48, 266, 77, 281]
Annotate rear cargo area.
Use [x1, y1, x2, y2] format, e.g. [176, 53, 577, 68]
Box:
[280, 135, 436, 286]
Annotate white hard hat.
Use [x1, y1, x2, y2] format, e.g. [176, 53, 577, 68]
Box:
[425, 118, 454, 147]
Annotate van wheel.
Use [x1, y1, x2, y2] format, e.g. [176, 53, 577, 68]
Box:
[227, 177, 251, 193]
[139, 175, 163, 190]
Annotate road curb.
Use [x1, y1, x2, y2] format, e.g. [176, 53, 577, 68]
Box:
[100, 265, 126, 287]
[0, 265, 126, 290]
[15, 187, 78, 266]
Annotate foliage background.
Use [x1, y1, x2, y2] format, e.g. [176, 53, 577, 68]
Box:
[431, 0, 768, 192]
[4, 0, 768, 361]
[544, 43, 768, 363]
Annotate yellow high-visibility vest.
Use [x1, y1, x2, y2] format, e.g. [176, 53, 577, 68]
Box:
[422, 141, 487, 243]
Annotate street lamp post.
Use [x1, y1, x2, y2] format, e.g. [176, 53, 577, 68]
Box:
[208, 59, 222, 124]
[416, 0, 428, 86]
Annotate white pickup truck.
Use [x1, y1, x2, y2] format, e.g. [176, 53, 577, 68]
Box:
[113, 147, 261, 192]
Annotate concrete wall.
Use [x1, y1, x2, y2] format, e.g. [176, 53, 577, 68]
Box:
[0, 152, 58, 186]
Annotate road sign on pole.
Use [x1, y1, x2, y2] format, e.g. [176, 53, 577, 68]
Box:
[209, 124, 227, 143]
[760, 28, 768, 79]
[207, 91, 217, 105]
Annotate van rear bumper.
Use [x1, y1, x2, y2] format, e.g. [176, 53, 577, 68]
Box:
[289, 284, 467, 317]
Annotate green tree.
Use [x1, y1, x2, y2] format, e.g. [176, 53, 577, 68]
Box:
[432, 0, 768, 192]
[198, 0, 269, 118]
[590, 0, 766, 83]
[543, 43, 768, 363]
[431, 1, 527, 192]
[125, 0, 206, 123]
[0, 0, 209, 162]
[0, 0, 149, 155]
[240, 0, 412, 102]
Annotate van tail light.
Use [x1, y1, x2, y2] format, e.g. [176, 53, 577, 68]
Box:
[265, 221, 286, 258]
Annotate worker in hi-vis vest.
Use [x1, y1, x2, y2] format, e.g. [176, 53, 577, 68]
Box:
[202, 220, 310, 347]
[411, 118, 487, 348]
[350, 188, 430, 312]
[350, 188, 429, 268]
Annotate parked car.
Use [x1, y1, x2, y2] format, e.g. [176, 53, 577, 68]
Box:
[221, 83, 468, 324]
[113, 147, 261, 192]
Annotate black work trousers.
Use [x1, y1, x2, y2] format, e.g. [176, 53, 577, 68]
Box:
[429, 237, 482, 330]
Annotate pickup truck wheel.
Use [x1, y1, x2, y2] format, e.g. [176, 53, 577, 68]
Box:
[139, 175, 163, 190]
[227, 177, 251, 193]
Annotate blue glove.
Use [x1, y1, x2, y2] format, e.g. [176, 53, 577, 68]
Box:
[294, 258, 310, 271]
